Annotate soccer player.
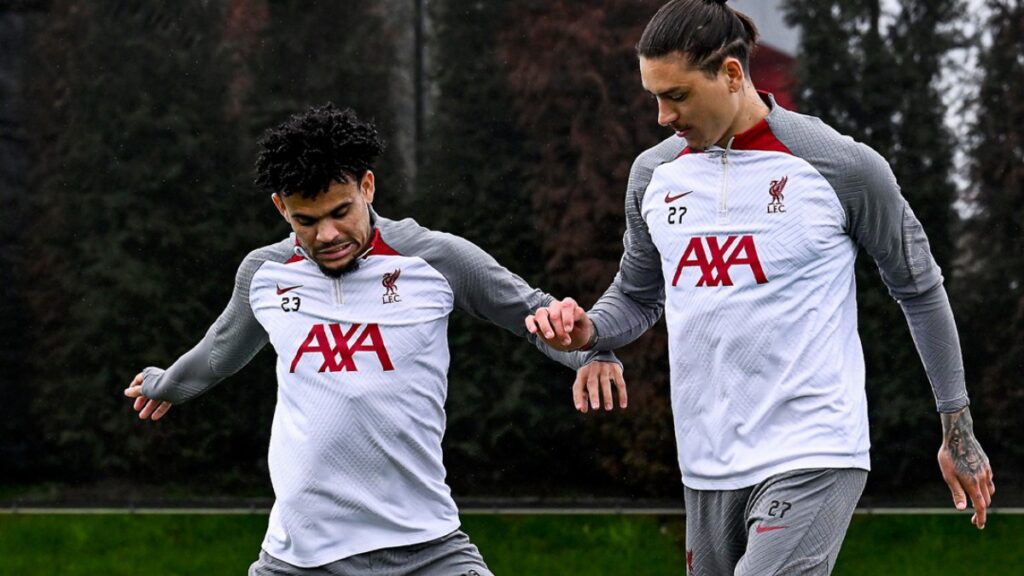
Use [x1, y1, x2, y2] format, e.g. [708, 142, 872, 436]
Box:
[525, 0, 995, 574]
[123, 104, 625, 576]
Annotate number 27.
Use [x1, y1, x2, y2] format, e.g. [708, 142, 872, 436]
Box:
[768, 500, 792, 518]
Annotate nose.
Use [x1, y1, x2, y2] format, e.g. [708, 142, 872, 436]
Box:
[315, 220, 340, 244]
[657, 99, 678, 127]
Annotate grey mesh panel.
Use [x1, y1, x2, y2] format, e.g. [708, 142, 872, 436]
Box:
[768, 105, 967, 412]
[589, 135, 686, 350]
[766, 108, 942, 299]
[900, 284, 969, 412]
[377, 217, 616, 370]
[141, 238, 292, 403]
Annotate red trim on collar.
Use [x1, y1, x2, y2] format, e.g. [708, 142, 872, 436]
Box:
[287, 229, 400, 264]
[285, 236, 304, 264]
[729, 118, 792, 154]
[674, 93, 791, 158]
[365, 228, 400, 257]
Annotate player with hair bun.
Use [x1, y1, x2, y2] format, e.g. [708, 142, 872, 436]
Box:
[527, 1, 994, 573]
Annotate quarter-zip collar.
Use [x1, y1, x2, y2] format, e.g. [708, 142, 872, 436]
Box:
[678, 91, 790, 157]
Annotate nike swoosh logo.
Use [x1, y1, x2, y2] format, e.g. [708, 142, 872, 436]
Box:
[665, 191, 694, 203]
[755, 524, 788, 534]
[276, 284, 303, 295]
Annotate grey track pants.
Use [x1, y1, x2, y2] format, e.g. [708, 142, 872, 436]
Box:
[684, 468, 868, 576]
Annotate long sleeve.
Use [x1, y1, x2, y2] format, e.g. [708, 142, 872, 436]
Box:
[840, 146, 968, 412]
[588, 135, 686, 350]
[139, 244, 285, 403]
[769, 110, 969, 413]
[378, 218, 617, 370]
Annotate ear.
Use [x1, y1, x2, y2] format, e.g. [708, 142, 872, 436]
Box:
[361, 170, 376, 204]
[271, 193, 290, 222]
[722, 57, 745, 93]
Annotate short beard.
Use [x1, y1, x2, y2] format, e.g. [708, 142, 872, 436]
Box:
[318, 258, 360, 278]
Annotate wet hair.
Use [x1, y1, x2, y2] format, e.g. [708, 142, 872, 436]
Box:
[637, 0, 759, 77]
[255, 104, 385, 198]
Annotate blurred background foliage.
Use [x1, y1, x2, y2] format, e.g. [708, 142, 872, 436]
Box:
[0, 0, 1019, 504]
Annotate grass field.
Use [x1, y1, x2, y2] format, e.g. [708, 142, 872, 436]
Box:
[0, 513, 1020, 575]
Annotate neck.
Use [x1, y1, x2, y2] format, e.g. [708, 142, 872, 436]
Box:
[717, 84, 770, 148]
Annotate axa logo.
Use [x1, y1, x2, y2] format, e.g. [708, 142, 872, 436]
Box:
[672, 235, 769, 287]
[290, 323, 394, 373]
[767, 176, 788, 214]
[382, 268, 401, 304]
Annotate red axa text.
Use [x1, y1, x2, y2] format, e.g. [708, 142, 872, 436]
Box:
[672, 235, 769, 287]
[290, 323, 395, 373]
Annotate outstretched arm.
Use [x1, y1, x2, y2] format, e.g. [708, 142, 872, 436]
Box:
[525, 139, 685, 352]
[378, 219, 626, 410]
[122, 246, 278, 420]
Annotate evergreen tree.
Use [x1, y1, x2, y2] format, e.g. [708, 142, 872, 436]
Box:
[0, 4, 46, 481]
[22, 0, 270, 487]
[957, 0, 1024, 482]
[501, 0, 681, 496]
[413, 0, 602, 495]
[244, 0, 408, 214]
[783, 0, 966, 495]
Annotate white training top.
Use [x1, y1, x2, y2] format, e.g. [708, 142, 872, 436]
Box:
[589, 93, 968, 490]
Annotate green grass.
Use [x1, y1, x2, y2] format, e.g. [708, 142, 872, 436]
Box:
[0, 513, 1020, 575]
[833, 514, 1024, 575]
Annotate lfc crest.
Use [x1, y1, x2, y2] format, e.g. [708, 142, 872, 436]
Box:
[382, 269, 402, 304]
[767, 176, 788, 214]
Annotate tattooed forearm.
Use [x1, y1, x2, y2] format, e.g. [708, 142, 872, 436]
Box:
[941, 407, 990, 478]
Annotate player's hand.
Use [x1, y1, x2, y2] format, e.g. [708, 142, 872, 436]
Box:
[123, 371, 173, 421]
[937, 407, 994, 529]
[573, 361, 627, 413]
[524, 297, 594, 352]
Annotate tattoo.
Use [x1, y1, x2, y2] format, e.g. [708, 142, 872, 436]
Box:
[941, 407, 989, 480]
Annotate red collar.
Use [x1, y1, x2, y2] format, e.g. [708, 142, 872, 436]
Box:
[679, 92, 792, 156]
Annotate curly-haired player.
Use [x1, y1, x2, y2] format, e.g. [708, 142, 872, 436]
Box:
[527, 1, 995, 574]
[123, 104, 625, 575]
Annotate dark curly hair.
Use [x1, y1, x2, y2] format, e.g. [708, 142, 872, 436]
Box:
[254, 104, 386, 198]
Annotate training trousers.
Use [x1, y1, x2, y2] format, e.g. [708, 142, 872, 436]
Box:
[684, 468, 868, 576]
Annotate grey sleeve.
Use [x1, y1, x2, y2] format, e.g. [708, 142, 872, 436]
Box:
[588, 136, 685, 350]
[900, 284, 968, 412]
[771, 112, 968, 412]
[380, 219, 617, 371]
[139, 247, 278, 403]
[842, 147, 967, 412]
